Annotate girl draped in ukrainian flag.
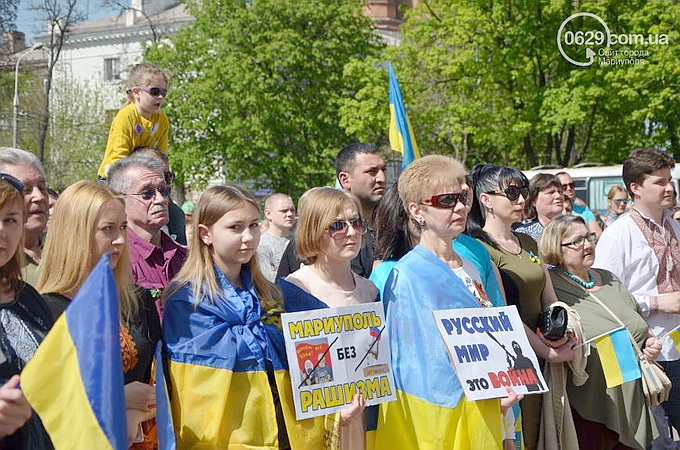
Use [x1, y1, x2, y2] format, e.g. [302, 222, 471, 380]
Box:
[373, 156, 520, 449]
[162, 185, 327, 448]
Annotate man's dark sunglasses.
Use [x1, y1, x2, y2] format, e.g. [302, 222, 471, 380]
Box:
[485, 185, 528, 202]
[421, 191, 468, 208]
[0, 173, 25, 193]
[126, 185, 171, 201]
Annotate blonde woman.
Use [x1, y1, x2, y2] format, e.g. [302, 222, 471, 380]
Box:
[604, 185, 630, 227]
[37, 180, 160, 447]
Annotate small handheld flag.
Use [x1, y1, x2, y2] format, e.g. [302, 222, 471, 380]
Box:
[664, 325, 680, 352]
[594, 327, 641, 388]
[21, 254, 127, 449]
[388, 63, 421, 169]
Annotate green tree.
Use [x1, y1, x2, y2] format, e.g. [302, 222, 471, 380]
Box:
[145, 0, 383, 196]
[339, 0, 679, 169]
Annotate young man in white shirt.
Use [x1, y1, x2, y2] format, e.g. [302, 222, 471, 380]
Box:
[594, 147, 680, 446]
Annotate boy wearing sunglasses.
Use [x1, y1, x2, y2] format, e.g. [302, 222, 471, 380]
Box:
[98, 63, 170, 180]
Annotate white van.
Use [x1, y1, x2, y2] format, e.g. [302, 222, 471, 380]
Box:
[523, 163, 680, 215]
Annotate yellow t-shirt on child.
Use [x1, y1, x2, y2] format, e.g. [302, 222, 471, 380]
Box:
[98, 102, 169, 178]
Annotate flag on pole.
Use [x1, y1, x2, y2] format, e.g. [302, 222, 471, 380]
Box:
[388, 63, 421, 169]
[21, 254, 127, 449]
[154, 342, 176, 450]
[594, 327, 641, 388]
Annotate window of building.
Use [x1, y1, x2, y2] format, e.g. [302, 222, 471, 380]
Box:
[103, 58, 121, 81]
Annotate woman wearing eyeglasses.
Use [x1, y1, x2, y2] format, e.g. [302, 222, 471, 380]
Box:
[372, 156, 521, 449]
[278, 186, 371, 449]
[467, 164, 577, 450]
[538, 215, 660, 449]
[605, 185, 630, 228]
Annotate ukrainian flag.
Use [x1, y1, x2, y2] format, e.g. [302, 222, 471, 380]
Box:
[388, 63, 421, 169]
[371, 245, 502, 449]
[154, 342, 176, 450]
[21, 254, 127, 449]
[594, 327, 642, 388]
[666, 325, 680, 352]
[163, 270, 326, 449]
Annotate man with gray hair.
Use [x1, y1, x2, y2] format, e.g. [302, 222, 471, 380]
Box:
[108, 154, 186, 315]
[0, 148, 49, 285]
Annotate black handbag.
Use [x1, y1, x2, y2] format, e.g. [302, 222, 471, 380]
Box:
[537, 305, 568, 341]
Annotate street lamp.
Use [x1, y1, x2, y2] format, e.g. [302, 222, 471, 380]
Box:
[13, 43, 45, 148]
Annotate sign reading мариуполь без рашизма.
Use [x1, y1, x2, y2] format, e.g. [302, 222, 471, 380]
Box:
[282, 302, 396, 420]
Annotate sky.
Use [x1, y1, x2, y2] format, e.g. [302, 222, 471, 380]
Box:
[15, 0, 120, 42]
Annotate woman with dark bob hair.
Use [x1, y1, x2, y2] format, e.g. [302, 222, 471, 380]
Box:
[514, 173, 564, 242]
[467, 164, 577, 449]
[539, 215, 660, 449]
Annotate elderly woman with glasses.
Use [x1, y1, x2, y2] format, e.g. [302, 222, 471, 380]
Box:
[538, 215, 660, 449]
[278, 186, 371, 449]
[373, 156, 521, 449]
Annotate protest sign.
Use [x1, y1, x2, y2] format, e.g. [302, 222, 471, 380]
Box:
[433, 305, 548, 401]
[282, 302, 396, 420]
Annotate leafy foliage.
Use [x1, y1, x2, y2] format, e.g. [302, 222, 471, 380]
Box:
[337, 0, 679, 169]
[145, 0, 384, 196]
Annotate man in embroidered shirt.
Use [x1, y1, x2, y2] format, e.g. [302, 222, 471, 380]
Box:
[257, 193, 296, 282]
[594, 147, 680, 442]
[107, 154, 186, 316]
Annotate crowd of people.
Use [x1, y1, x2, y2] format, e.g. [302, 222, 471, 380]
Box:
[0, 61, 679, 450]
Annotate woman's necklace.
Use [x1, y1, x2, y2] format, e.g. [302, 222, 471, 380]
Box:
[496, 235, 522, 258]
[555, 266, 595, 289]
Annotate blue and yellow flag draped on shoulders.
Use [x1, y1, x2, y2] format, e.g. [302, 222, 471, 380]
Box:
[22, 254, 127, 449]
[370, 245, 502, 449]
[388, 63, 421, 170]
[162, 266, 326, 449]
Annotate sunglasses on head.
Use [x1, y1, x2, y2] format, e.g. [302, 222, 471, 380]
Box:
[0, 173, 25, 193]
[328, 218, 368, 237]
[485, 185, 528, 202]
[127, 185, 171, 201]
[139, 87, 168, 97]
[164, 171, 175, 185]
[614, 199, 630, 205]
[420, 191, 469, 209]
